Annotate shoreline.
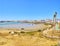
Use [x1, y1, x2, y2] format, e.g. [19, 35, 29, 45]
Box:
[0, 24, 48, 31]
[0, 24, 58, 46]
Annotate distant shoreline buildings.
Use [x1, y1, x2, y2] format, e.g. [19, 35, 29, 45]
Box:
[0, 12, 60, 23]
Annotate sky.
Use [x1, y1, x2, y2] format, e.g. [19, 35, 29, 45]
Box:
[0, 0, 60, 20]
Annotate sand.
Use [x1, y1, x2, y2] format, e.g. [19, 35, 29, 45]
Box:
[0, 24, 58, 46]
[0, 28, 58, 46]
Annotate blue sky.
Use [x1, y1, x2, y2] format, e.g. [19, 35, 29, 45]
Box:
[0, 0, 60, 20]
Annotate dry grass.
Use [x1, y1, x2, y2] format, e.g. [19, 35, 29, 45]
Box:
[0, 29, 58, 46]
[47, 30, 60, 37]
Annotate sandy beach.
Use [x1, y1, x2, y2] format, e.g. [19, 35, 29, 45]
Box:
[0, 24, 58, 46]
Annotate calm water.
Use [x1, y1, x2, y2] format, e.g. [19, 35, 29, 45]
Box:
[0, 22, 35, 29]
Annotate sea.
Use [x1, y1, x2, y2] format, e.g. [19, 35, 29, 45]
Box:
[0, 22, 35, 29]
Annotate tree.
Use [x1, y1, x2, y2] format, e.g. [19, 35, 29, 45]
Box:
[54, 12, 57, 18]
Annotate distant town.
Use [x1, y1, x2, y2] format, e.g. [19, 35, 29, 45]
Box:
[0, 19, 60, 24]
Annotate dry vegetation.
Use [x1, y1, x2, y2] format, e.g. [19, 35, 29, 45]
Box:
[0, 29, 58, 46]
[48, 30, 60, 37]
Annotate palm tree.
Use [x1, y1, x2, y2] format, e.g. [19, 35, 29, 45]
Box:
[53, 12, 57, 30]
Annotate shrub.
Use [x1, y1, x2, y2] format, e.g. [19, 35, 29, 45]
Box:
[38, 30, 41, 32]
[20, 31, 25, 33]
